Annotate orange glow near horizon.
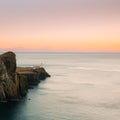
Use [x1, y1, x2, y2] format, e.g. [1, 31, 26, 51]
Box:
[0, 38, 120, 52]
[0, 1, 120, 52]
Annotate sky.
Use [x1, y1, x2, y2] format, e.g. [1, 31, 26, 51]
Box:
[0, 0, 120, 52]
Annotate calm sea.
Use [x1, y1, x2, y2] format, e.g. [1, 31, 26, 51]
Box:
[0, 52, 120, 120]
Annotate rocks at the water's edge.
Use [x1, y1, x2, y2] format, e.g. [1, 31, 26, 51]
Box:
[0, 51, 50, 102]
[17, 67, 50, 85]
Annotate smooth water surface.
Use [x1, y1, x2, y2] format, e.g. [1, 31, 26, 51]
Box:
[0, 52, 120, 120]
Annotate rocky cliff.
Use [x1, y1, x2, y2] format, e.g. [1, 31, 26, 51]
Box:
[17, 67, 50, 85]
[0, 51, 50, 102]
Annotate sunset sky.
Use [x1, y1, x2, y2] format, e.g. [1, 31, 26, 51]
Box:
[0, 0, 120, 52]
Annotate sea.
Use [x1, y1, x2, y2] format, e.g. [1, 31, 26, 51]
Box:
[0, 52, 120, 120]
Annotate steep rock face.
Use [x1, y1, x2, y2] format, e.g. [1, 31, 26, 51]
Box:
[0, 52, 16, 81]
[0, 52, 19, 100]
[17, 74, 28, 97]
[0, 59, 6, 101]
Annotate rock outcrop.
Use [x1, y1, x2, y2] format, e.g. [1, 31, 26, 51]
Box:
[17, 67, 50, 85]
[0, 51, 50, 102]
[0, 52, 20, 101]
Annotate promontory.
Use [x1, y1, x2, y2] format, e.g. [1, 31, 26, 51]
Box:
[0, 51, 50, 102]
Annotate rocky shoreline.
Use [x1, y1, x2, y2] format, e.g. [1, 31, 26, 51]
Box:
[0, 51, 50, 102]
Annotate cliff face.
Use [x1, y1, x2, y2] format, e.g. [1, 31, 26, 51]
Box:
[0, 59, 6, 101]
[0, 52, 16, 81]
[0, 52, 19, 101]
[0, 51, 50, 102]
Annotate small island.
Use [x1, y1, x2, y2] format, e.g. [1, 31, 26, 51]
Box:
[0, 51, 50, 102]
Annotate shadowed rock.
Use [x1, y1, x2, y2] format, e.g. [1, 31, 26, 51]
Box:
[0, 52, 19, 101]
[17, 67, 50, 85]
[0, 52, 16, 81]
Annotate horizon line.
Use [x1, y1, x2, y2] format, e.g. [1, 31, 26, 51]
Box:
[0, 51, 120, 54]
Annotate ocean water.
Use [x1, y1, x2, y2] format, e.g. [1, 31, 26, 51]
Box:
[0, 52, 120, 120]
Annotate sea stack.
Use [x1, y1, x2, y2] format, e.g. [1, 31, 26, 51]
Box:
[0, 51, 50, 102]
